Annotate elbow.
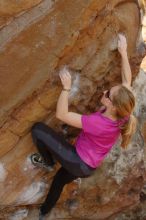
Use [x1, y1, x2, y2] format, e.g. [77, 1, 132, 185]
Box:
[56, 112, 68, 122]
[56, 112, 61, 119]
[56, 112, 64, 120]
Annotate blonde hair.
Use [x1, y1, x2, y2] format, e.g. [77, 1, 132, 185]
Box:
[112, 85, 137, 149]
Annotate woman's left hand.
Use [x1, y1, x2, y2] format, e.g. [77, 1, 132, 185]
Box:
[118, 33, 127, 55]
[59, 67, 72, 90]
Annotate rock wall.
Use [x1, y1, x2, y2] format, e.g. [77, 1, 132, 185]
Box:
[0, 0, 146, 219]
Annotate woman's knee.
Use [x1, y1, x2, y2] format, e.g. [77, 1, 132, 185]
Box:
[31, 122, 44, 139]
[31, 122, 54, 140]
[31, 122, 44, 132]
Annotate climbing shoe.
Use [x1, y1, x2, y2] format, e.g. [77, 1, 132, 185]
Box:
[39, 210, 46, 220]
[30, 153, 54, 172]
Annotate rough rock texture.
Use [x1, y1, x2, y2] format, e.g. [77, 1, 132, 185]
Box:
[0, 0, 146, 219]
[0, 0, 43, 16]
[0, 0, 43, 29]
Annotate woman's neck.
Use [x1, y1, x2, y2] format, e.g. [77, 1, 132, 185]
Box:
[102, 108, 117, 121]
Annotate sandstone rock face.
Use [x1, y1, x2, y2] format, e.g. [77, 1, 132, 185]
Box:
[0, 0, 43, 29]
[0, 0, 43, 16]
[0, 0, 146, 219]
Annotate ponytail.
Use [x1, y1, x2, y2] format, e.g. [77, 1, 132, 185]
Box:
[120, 114, 137, 149]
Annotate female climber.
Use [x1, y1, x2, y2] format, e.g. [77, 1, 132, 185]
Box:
[30, 33, 137, 220]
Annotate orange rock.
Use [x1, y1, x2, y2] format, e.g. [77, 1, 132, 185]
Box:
[0, 0, 145, 219]
[0, 128, 19, 157]
[0, 0, 43, 16]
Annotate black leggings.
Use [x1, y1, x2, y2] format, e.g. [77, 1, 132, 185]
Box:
[31, 122, 95, 215]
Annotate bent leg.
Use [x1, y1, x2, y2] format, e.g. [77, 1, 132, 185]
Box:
[31, 123, 55, 166]
[35, 139, 55, 166]
[40, 166, 77, 215]
[31, 122, 95, 177]
[31, 122, 79, 175]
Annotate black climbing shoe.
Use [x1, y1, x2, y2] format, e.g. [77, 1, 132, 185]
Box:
[39, 210, 46, 220]
[38, 209, 50, 220]
[30, 153, 54, 172]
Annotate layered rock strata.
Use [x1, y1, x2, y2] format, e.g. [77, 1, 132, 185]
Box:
[0, 0, 146, 219]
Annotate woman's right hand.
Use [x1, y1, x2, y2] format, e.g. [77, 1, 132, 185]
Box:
[59, 66, 72, 90]
[117, 33, 127, 55]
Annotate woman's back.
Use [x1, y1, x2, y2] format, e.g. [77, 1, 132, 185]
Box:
[75, 110, 121, 168]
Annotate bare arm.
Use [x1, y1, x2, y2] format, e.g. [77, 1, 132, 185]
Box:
[121, 51, 132, 87]
[56, 67, 82, 128]
[118, 34, 132, 89]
